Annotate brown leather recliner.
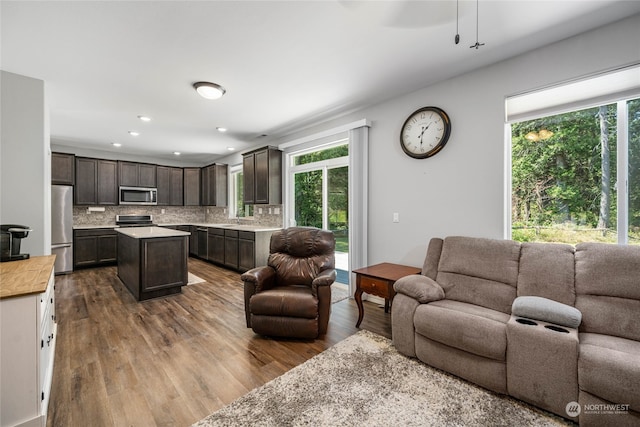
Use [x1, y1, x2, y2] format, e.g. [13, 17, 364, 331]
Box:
[241, 227, 336, 339]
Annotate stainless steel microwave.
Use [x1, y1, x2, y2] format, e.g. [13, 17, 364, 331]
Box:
[119, 186, 157, 205]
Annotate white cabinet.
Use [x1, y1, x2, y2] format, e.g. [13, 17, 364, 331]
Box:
[1, 263, 57, 427]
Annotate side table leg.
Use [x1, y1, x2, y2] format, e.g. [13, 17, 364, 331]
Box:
[354, 288, 364, 328]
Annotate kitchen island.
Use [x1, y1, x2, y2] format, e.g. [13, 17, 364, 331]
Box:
[116, 226, 189, 301]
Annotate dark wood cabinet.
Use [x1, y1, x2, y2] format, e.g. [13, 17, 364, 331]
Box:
[201, 164, 228, 206]
[51, 152, 75, 185]
[74, 157, 117, 205]
[183, 168, 200, 206]
[157, 166, 183, 206]
[208, 228, 225, 264]
[118, 161, 157, 188]
[224, 229, 239, 270]
[243, 147, 282, 205]
[73, 228, 117, 268]
[189, 226, 198, 256]
[238, 231, 256, 272]
[75, 157, 97, 205]
[97, 160, 118, 205]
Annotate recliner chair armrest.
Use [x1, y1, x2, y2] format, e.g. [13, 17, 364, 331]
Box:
[241, 265, 277, 292]
[394, 275, 445, 303]
[313, 269, 336, 287]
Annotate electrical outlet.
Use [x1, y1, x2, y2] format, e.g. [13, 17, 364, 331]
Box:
[161, 209, 165, 214]
[393, 212, 400, 223]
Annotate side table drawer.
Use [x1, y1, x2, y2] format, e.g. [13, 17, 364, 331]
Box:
[360, 276, 392, 299]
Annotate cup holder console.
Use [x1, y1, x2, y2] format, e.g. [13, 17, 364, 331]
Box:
[515, 318, 538, 326]
[544, 324, 569, 333]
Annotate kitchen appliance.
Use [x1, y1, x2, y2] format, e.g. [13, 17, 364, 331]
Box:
[115, 214, 155, 227]
[0, 224, 32, 262]
[119, 186, 157, 205]
[51, 185, 73, 274]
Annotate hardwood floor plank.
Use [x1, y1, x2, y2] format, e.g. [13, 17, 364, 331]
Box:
[47, 257, 392, 426]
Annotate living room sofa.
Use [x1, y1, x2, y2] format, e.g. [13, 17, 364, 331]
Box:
[391, 236, 640, 426]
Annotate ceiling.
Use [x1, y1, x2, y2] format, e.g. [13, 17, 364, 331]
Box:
[3, 1, 640, 165]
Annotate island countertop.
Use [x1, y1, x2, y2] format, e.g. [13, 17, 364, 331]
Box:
[115, 226, 190, 239]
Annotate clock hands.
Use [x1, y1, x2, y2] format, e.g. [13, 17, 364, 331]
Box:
[418, 122, 433, 145]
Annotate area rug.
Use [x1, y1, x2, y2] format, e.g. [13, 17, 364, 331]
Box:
[187, 272, 206, 285]
[193, 330, 572, 427]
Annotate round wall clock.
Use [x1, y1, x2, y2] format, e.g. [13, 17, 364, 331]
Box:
[400, 106, 451, 159]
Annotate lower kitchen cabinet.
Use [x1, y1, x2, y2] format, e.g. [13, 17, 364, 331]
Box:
[238, 231, 256, 272]
[189, 226, 198, 256]
[74, 228, 118, 268]
[0, 256, 57, 427]
[224, 229, 239, 270]
[208, 228, 225, 264]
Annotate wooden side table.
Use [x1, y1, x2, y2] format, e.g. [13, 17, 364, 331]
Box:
[353, 262, 422, 328]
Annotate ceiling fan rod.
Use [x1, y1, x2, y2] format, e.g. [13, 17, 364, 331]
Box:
[470, 0, 485, 50]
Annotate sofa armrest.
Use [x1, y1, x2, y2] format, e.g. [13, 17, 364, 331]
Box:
[512, 296, 582, 328]
[394, 274, 445, 304]
[312, 269, 336, 296]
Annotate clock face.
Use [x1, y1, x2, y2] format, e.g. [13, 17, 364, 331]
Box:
[400, 107, 451, 159]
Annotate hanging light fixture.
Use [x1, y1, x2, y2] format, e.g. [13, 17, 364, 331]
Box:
[193, 82, 226, 100]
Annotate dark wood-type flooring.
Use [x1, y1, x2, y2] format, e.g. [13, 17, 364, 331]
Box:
[47, 258, 392, 426]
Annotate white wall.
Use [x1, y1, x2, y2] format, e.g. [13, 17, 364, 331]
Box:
[273, 13, 640, 268]
[1, 71, 50, 256]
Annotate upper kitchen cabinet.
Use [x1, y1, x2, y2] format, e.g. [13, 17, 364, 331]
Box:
[74, 157, 118, 205]
[243, 147, 282, 205]
[118, 161, 157, 188]
[51, 152, 75, 185]
[201, 164, 227, 206]
[157, 166, 183, 206]
[183, 167, 201, 206]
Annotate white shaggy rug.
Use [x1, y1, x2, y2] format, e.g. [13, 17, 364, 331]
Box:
[193, 330, 572, 427]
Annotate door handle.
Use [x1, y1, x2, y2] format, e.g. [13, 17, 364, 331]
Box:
[51, 243, 72, 249]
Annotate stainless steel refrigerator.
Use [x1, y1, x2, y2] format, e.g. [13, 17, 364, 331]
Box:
[51, 185, 73, 274]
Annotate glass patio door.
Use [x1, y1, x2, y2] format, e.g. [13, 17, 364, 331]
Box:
[290, 145, 349, 284]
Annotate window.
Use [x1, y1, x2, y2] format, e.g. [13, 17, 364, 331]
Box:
[510, 98, 639, 244]
[229, 166, 252, 218]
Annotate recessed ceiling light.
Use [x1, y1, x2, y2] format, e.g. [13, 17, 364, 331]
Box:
[193, 82, 226, 100]
[173, 151, 181, 156]
[112, 143, 122, 147]
[138, 115, 151, 122]
[227, 147, 235, 151]
[217, 127, 227, 132]
[128, 131, 139, 136]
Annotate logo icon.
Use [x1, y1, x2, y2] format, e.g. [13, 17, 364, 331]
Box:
[566, 401, 581, 417]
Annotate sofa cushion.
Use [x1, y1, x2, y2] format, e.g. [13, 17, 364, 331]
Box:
[578, 333, 640, 412]
[517, 242, 576, 306]
[435, 236, 521, 314]
[512, 296, 582, 328]
[394, 275, 444, 303]
[414, 299, 510, 361]
[575, 242, 640, 341]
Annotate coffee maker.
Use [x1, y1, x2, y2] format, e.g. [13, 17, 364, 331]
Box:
[1, 224, 32, 262]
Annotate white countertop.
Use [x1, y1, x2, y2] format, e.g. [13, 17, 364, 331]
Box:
[115, 226, 190, 239]
[75, 223, 282, 232]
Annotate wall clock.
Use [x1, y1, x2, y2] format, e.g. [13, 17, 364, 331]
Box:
[400, 106, 451, 159]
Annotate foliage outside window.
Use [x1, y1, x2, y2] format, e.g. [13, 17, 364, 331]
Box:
[293, 143, 349, 252]
[231, 170, 252, 218]
[511, 98, 639, 244]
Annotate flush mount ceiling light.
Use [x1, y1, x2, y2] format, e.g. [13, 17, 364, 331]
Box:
[173, 151, 181, 156]
[138, 115, 151, 122]
[217, 127, 227, 132]
[128, 131, 139, 136]
[193, 82, 226, 100]
[112, 142, 122, 147]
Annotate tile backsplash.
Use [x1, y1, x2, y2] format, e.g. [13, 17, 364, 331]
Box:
[73, 205, 283, 228]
